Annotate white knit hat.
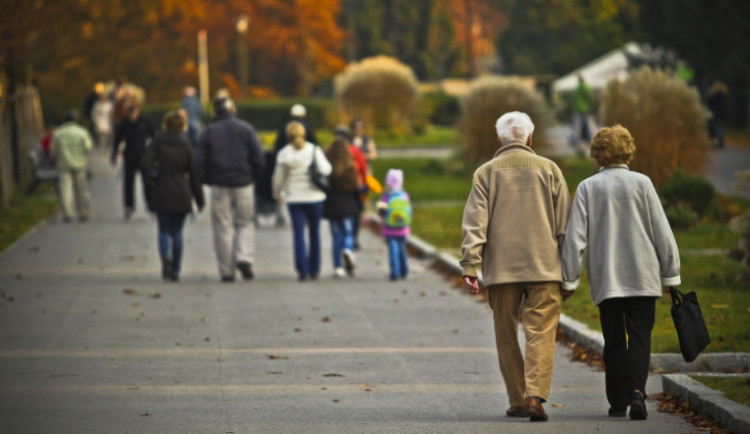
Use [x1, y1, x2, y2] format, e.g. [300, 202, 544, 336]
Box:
[290, 104, 306, 117]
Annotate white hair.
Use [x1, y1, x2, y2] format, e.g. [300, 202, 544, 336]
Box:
[495, 111, 535, 146]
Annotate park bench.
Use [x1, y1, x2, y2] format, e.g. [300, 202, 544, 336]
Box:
[26, 147, 58, 195]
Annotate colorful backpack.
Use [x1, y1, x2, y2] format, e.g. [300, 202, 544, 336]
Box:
[385, 192, 412, 229]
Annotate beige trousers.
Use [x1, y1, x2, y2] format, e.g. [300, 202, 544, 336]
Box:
[58, 169, 90, 220]
[487, 281, 562, 407]
[210, 184, 255, 277]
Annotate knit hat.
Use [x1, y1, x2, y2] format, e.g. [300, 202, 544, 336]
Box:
[386, 169, 403, 190]
[290, 104, 306, 118]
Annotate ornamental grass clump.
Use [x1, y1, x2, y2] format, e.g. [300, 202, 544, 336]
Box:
[600, 67, 710, 189]
[459, 76, 549, 164]
[334, 56, 419, 132]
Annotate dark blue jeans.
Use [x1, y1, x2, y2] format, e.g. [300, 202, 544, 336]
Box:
[288, 202, 324, 278]
[329, 217, 354, 268]
[386, 236, 408, 279]
[157, 212, 188, 274]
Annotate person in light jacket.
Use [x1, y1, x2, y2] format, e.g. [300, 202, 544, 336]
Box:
[273, 121, 332, 281]
[461, 112, 571, 422]
[561, 125, 681, 421]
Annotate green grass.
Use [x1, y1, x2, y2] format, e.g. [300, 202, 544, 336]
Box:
[674, 221, 739, 250]
[691, 375, 750, 406]
[371, 157, 473, 202]
[258, 125, 459, 151]
[0, 185, 58, 253]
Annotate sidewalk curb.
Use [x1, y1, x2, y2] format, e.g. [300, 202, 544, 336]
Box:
[399, 229, 750, 431]
[662, 374, 750, 433]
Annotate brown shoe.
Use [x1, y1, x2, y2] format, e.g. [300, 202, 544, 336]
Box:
[525, 397, 548, 422]
[506, 406, 530, 417]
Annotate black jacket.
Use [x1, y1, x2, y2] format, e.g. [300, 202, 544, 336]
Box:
[196, 113, 265, 187]
[140, 132, 204, 213]
[112, 114, 155, 163]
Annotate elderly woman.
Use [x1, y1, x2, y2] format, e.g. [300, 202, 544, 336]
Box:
[273, 121, 332, 281]
[561, 125, 681, 420]
[140, 111, 204, 281]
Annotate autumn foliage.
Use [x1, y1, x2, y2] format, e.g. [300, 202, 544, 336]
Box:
[459, 76, 550, 164]
[600, 67, 710, 189]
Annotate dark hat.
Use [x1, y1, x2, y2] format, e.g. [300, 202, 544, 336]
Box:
[333, 124, 352, 142]
[213, 97, 233, 115]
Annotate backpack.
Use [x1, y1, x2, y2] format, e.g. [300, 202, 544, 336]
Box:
[385, 192, 411, 229]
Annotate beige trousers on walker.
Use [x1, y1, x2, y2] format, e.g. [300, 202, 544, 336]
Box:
[487, 281, 562, 407]
[58, 169, 90, 220]
[210, 184, 255, 278]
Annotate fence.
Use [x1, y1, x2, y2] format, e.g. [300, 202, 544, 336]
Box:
[0, 87, 45, 208]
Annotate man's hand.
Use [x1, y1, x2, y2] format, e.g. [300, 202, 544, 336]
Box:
[560, 288, 575, 301]
[463, 275, 480, 295]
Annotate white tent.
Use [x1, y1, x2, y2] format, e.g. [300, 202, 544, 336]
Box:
[551, 42, 642, 94]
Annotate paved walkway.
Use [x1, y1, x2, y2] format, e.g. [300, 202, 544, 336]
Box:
[0, 153, 695, 433]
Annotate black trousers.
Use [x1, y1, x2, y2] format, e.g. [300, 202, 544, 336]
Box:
[123, 157, 148, 211]
[598, 296, 657, 409]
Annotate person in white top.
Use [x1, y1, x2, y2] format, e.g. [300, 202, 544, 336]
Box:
[91, 92, 114, 150]
[561, 124, 681, 421]
[273, 121, 332, 281]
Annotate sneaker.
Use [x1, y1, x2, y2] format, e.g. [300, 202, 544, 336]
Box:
[629, 390, 647, 420]
[236, 261, 254, 280]
[608, 407, 627, 417]
[334, 267, 346, 278]
[342, 250, 356, 276]
[221, 275, 235, 283]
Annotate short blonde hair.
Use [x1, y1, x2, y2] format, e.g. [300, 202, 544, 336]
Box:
[590, 124, 636, 167]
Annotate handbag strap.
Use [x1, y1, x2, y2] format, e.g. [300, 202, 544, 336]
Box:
[669, 287, 682, 306]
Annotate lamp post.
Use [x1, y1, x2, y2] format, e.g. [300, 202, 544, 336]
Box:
[236, 15, 250, 98]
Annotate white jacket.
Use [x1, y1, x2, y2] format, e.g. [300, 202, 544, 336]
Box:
[272, 142, 331, 203]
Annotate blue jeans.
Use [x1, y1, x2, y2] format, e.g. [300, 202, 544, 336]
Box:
[157, 212, 188, 274]
[288, 202, 324, 278]
[329, 218, 354, 268]
[386, 236, 408, 279]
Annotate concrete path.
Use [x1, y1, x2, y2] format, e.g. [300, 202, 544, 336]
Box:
[0, 153, 695, 433]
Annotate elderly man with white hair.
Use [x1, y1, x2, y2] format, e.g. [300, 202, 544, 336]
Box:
[460, 111, 571, 422]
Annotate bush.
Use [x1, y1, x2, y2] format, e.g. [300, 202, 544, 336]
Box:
[421, 92, 460, 126]
[334, 56, 420, 132]
[665, 202, 699, 230]
[600, 67, 710, 189]
[661, 169, 717, 217]
[458, 76, 550, 164]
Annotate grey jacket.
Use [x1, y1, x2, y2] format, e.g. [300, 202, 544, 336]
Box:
[561, 166, 681, 305]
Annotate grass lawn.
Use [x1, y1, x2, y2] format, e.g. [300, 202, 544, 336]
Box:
[258, 125, 459, 151]
[372, 154, 750, 353]
[0, 185, 58, 254]
[691, 375, 750, 406]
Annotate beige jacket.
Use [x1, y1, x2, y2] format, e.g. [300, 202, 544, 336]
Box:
[460, 143, 570, 286]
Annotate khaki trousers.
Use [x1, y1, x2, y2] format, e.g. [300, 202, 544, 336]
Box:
[210, 184, 255, 277]
[487, 281, 562, 407]
[58, 169, 90, 220]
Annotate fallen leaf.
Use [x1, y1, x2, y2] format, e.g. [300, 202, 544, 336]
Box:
[122, 288, 138, 296]
[551, 403, 563, 408]
[709, 304, 729, 309]
[323, 373, 344, 377]
[294, 328, 302, 332]
[14, 273, 23, 280]
[149, 293, 162, 299]
[332, 399, 340, 403]
[268, 355, 289, 360]
[321, 316, 331, 322]
[204, 337, 210, 342]
[139, 413, 150, 417]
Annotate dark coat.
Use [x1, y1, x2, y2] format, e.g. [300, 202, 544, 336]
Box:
[112, 114, 155, 163]
[323, 167, 361, 220]
[140, 131, 204, 213]
[195, 113, 265, 187]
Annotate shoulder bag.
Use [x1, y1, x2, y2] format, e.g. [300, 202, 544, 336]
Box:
[308, 144, 329, 192]
[669, 287, 711, 362]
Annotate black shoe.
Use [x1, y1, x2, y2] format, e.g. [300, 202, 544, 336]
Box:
[236, 261, 254, 280]
[170, 273, 179, 282]
[162, 258, 173, 281]
[298, 275, 307, 282]
[629, 390, 647, 420]
[608, 407, 627, 417]
[221, 275, 235, 283]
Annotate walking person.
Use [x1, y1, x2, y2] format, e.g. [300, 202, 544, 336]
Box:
[196, 97, 265, 282]
[52, 110, 93, 222]
[376, 169, 411, 281]
[140, 111, 205, 282]
[349, 119, 376, 250]
[91, 91, 114, 151]
[111, 99, 155, 220]
[460, 112, 571, 422]
[569, 74, 595, 147]
[273, 121, 331, 281]
[180, 86, 203, 147]
[323, 137, 361, 278]
[561, 125, 681, 420]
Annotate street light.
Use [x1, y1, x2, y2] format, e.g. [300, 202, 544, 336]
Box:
[236, 15, 250, 98]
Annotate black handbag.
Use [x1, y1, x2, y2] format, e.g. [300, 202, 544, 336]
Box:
[142, 143, 161, 187]
[308, 144, 329, 192]
[669, 287, 711, 362]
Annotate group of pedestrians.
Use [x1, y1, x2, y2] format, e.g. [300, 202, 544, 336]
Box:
[461, 111, 681, 422]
